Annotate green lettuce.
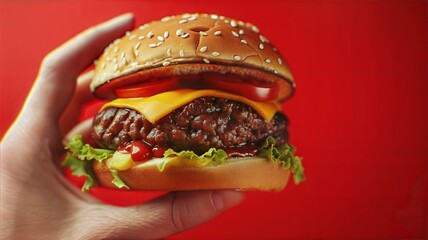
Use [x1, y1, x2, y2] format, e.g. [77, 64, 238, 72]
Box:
[259, 136, 305, 184]
[64, 135, 128, 191]
[157, 148, 228, 171]
[110, 170, 130, 189]
[64, 134, 304, 191]
[65, 135, 114, 162]
[62, 153, 96, 191]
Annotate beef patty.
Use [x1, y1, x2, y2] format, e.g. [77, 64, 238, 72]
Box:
[92, 97, 289, 153]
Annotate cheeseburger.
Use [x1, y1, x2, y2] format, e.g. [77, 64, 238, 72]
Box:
[64, 13, 304, 191]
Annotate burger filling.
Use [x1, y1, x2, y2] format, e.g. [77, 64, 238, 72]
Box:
[92, 97, 289, 154]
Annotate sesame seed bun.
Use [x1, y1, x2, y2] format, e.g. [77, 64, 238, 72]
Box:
[93, 157, 291, 191]
[92, 13, 295, 101]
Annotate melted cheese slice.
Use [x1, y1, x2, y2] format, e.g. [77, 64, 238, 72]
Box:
[101, 89, 280, 123]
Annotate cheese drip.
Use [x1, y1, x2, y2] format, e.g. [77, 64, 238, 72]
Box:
[101, 89, 280, 123]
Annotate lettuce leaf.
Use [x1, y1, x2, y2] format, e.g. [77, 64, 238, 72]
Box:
[62, 154, 96, 191]
[157, 148, 228, 171]
[259, 136, 305, 184]
[110, 170, 130, 189]
[64, 135, 114, 191]
[65, 135, 114, 162]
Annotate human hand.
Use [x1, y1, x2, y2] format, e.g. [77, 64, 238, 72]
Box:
[0, 13, 244, 239]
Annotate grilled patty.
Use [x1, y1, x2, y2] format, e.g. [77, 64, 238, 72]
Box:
[92, 97, 289, 153]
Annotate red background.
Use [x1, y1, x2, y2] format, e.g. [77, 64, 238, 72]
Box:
[1, 1, 427, 239]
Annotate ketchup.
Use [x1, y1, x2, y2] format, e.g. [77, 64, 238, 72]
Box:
[224, 146, 258, 158]
[152, 145, 168, 158]
[117, 141, 152, 161]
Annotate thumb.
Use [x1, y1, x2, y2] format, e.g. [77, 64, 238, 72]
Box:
[85, 190, 244, 239]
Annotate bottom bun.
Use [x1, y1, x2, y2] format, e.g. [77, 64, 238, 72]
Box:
[93, 157, 290, 191]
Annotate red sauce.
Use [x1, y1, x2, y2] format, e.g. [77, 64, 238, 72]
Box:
[118, 143, 258, 160]
[224, 146, 258, 158]
[117, 141, 152, 161]
[152, 145, 168, 158]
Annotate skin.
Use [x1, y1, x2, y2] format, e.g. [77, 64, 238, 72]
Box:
[0, 13, 244, 239]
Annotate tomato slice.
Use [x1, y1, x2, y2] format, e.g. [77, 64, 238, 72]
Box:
[202, 76, 279, 101]
[115, 77, 179, 98]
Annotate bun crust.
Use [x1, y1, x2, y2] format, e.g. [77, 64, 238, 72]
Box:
[92, 13, 295, 101]
[93, 157, 290, 191]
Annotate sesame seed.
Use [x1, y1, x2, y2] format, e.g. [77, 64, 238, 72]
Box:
[164, 31, 169, 39]
[274, 70, 279, 74]
[163, 61, 171, 66]
[238, 21, 245, 26]
[125, 31, 131, 36]
[138, 36, 145, 40]
[211, 14, 219, 19]
[161, 16, 171, 22]
[135, 42, 141, 49]
[278, 58, 283, 65]
[265, 58, 271, 63]
[233, 55, 241, 61]
[203, 58, 210, 63]
[134, 50, 139, 56]
[179, 50, 185, 57]
[182, 13, 190, 18]
[188, 16, 197, 21]
[239, 29, 244, 35]
[179, 19, 188, 24]
[106, 57, 111, 61]
[200, 46, 208, 52]
[149, 43, 157, 48]
[139, 25, 148, 30]
[113, 46, 119, 53]
[181, 33, 190, 38]
[224, 19, 230, 24]
[113, 38, 121, 45]
[131, 62, 138, 67]
[241, 39, 248, 45]
[158, 36, 165, 42]
[251, 26, 259, 33]
[129, 35, 137, 40]
[113, 58, 117, 64]
[157, 41, 164, 46]
[259, 43, 264, 50]
[232, 31, 239, 37]
[212, 52, 220, 57]
[219, 16, 225, 20]
[167, 48, 172, 56]
[120, 52, 125, 59]
[147, 31, 154, 38]
[113, 64, 118, 71]
[214, 31, 222, 36]
[122, 58, 127, 65]
[200, 31, 208, 36]
[230, 20, 237, 27]
[259, 35, 268, 43]
[101, 62, 106, 69]
[176, 29, 184, 36]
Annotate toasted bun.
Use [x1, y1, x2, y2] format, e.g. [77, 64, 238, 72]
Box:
[92, 13, 295, 101]
[93, 157, 290, 191]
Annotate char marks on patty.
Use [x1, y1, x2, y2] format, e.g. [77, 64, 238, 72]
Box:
[92, 97, 288, 153]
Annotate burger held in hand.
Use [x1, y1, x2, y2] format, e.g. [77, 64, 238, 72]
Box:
[64, 13, 305, 191]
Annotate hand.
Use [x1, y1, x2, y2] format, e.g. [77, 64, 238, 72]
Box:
[0, 13, 244, 239]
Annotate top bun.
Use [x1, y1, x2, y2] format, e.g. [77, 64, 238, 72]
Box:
[92, 13, 295, 101]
